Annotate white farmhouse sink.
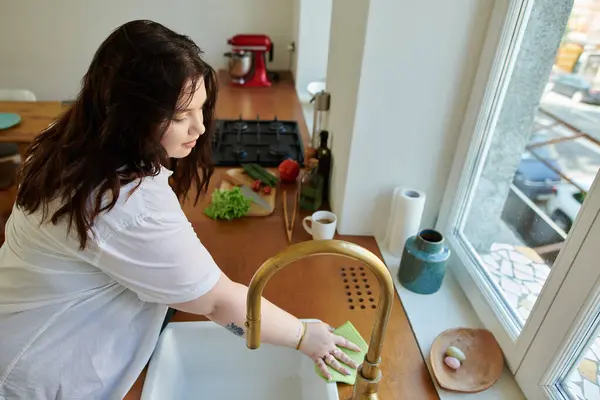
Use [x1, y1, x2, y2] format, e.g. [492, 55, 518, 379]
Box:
[141, 320, 339, 400]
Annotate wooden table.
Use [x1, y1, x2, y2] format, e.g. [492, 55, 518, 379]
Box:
[0, 101, 64, 159]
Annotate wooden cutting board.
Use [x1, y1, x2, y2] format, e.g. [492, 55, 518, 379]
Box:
[219, 168, 277, 216]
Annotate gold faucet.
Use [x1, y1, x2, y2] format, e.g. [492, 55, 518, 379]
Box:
[245, 240, 395, 400]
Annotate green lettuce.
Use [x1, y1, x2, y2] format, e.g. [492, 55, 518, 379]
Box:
[204, 187, 252, 220]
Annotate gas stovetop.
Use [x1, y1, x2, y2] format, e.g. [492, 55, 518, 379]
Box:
[212, 117, 305, 166]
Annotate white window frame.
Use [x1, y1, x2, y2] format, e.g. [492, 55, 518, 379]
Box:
[436, 0, 600, 374]
[516, 192, 600, 398]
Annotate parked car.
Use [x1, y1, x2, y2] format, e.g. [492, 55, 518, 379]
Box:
[512, 145, 562, 201]
[546, 177, 594, 233]
[546, 73, 600, 105]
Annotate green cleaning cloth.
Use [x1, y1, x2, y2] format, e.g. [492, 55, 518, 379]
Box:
[315, 321, 369, 384]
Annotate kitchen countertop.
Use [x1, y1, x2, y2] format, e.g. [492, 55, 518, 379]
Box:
[126, 179, 439, 400]
[125, 71, 439, 399]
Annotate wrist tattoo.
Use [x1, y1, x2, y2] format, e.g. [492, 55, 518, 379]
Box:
[225, 322, 245, 337]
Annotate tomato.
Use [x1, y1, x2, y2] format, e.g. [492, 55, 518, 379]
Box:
[278, 159, 300, 183]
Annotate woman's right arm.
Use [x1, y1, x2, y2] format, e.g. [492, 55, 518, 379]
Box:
[170, 272, 303, 349]
[95, 210, 359, 378]
[169, 273, 360, 379]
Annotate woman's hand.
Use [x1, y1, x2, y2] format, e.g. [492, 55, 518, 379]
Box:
[298, 322, 362, 380]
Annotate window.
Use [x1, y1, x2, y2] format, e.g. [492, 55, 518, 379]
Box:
[438, 0, 600, 396]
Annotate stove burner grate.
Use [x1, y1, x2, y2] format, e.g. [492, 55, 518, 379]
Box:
[212, 116, 304, 167]
[232, 121, 248, 131]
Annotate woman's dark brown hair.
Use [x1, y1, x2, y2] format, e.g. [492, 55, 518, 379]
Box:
[16, 20, 217, 249]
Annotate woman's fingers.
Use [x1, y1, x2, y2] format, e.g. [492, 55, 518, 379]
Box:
[325, 353, 350, 376]
[334, 335, 362, 352]
[332, 348, 359, 369]
[315, 357, 332, 380]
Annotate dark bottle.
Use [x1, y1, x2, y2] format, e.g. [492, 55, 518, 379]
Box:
[316, 130, 332, 202]
[299, 158, 324, 211]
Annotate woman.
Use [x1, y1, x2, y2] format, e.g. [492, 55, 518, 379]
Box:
[0, 20, 360, 400]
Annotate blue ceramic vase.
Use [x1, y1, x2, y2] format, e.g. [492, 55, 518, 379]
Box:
[397, 229, 451, 294]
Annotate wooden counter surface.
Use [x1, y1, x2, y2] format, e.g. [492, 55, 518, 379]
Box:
[127, 72, 438, 399]
[143, 177, 440, 400]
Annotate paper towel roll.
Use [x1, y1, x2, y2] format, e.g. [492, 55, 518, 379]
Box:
[385, 187, 426, 257]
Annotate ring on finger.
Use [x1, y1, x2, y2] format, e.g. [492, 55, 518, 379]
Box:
[332, 348, 346, 361]
[324, 353, 338, 364]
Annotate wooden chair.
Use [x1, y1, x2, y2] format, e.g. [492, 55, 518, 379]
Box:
[0, 89, 36, 101]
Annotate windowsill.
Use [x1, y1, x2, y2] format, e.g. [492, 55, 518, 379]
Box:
[375, 236, 526, 399]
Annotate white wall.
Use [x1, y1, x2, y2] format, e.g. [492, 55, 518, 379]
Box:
[291, 0, 302, 84]
[0, 0, 293, 100]
[327, 0, 495, 236]
[326, 0, 371, 224]
[292, 0, 333, 101]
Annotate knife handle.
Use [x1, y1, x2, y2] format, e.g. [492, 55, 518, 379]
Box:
[222, 170, 247, 187]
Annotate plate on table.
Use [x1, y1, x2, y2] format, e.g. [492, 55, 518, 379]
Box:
[0, 113, 21, 130]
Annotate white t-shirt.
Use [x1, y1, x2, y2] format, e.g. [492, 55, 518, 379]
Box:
[0, 167, 222, 400]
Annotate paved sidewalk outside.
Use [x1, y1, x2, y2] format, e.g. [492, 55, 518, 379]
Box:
[481, 242, 597, 400]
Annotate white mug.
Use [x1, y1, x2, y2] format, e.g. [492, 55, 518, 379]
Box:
[303, 211, 337, 240]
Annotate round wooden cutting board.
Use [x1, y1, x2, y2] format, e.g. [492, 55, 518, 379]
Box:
[430, 327, 504, 393]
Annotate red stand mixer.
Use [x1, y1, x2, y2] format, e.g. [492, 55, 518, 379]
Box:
[225, 34, 273, 87]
